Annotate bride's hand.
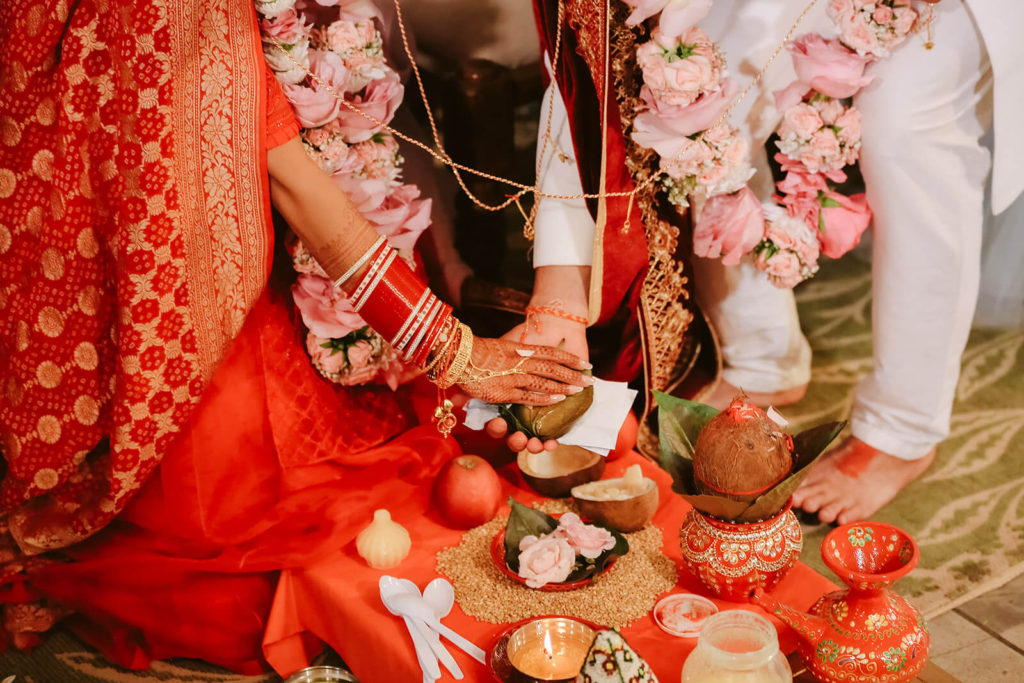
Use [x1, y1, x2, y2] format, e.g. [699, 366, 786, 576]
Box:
[455, 337, 592, 405]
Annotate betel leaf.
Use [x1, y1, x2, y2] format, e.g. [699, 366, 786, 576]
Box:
[654, 391, 718, 458]
[654, 391, 719, 495]
[499, 405, 530, 437]
[504, 498, 558, 572]
[792, 421, 847, 472]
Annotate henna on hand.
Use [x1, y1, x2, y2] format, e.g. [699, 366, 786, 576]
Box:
[455, 337, 591, 405]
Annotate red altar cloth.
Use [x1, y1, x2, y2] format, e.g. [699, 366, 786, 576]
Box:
[263, 445, 836, 681]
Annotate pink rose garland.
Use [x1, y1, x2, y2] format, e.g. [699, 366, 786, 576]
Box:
[623, 0, 919, 288]
[257, 1, 432, 387]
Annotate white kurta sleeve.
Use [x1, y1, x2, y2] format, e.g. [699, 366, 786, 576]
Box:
[532, 79, 596, 267]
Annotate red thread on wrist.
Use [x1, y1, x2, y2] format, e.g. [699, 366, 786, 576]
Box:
[525, 305, 588, 325]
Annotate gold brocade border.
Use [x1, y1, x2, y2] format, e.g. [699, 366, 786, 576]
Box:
[168, 0, 269, 380]
[565, 0, 608, 100]
[607, 3, 700, 457]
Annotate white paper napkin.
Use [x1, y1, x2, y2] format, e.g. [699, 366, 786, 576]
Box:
[462, 378, 637, 456]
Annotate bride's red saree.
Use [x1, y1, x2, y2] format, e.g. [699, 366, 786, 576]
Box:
[0, 0, 457, 671]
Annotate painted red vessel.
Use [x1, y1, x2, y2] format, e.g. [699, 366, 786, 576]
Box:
[752, 522, 930, 682]
[679, 503, 802, 602]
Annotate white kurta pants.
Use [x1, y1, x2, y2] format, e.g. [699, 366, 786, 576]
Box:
[700, 0, 995, 459]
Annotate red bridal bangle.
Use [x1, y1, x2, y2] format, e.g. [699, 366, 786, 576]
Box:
[347, 243, 452, 368]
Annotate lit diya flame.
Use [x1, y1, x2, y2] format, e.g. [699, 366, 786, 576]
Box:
[507, 617, 594, 681]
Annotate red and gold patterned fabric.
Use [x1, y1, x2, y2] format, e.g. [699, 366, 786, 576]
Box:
[0, 0, 277, 552]
[0, 0, 459, 669]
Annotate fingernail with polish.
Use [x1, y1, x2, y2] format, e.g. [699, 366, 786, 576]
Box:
[580, 375, 595, 385]
[550, 394, 566, 401]
[582, 361, 593, 369]
[567, 386, 584, 394]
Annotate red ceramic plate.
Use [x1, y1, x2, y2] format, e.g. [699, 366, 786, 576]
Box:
[490, 527, 617, 592]
[487, 616, 603, 683]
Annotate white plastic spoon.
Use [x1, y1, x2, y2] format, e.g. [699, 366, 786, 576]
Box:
[413, 580, 487, 665]
[391, 592, 464, 679]
[379, 576, 441, 681]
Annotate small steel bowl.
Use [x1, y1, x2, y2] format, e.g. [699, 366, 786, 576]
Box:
[283, 665, 358, 683]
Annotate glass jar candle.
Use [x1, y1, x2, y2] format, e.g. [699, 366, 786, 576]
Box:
[681, 610, 792, 683]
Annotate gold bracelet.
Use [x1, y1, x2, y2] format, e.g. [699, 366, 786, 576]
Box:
[424, 317, 457, 377]
[439, 322, 473, 389]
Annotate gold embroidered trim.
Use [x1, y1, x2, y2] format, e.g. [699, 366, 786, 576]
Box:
[566, 0, 608, 97]
[170, 0, 268, 379]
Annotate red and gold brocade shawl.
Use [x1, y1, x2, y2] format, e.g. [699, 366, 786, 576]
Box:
[0, 0, 290, 552]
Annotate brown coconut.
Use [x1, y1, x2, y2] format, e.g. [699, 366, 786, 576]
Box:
[693, 395, 793, 501]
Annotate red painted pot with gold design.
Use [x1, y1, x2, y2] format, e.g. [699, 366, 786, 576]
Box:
[678, 503, 802, 602]
[751, 522, 929, 682]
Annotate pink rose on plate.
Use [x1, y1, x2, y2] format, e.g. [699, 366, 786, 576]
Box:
[333, 69, 404, 143]
[282, 50, 349, 127]
[365, 185, 432, 251]
[693, 186, 764, 266]
[819, 191, 871, 258]
[517, 534, 575, 588]
[291, 273, 366, 339]
[557, 512, 616, 560]
[873, 6, 893, 23]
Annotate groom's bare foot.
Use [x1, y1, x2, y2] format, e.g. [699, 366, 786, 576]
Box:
[702, 379, 808, 411]
[792, 437, 935, 525]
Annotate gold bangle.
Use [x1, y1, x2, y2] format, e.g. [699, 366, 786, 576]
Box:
[424, 316, 456, 376]
[439, 322, 473, 389]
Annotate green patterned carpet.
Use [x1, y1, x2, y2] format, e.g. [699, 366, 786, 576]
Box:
[787, 257, 1024, 619]
[2, 257, 1022, 681]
